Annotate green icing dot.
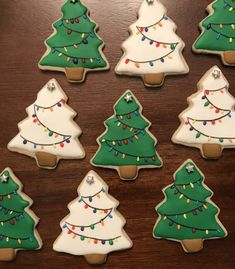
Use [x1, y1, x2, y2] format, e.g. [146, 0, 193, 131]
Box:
[49, 131, 54, 137]
[90, 225, 95, 230]
[80, 236, 85, 241]
[109, 240, 114, 245]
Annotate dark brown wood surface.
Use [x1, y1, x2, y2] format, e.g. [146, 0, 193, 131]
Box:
[0, 0, 234, 268]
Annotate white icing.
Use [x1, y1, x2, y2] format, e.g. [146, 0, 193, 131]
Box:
[173, 66, 235, 146]
[8, 79, 85, 158]
[53, 171, 132, 255]
[115, 0, 188, 75]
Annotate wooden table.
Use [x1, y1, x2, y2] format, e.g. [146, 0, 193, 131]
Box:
[0, 0, 234, 268]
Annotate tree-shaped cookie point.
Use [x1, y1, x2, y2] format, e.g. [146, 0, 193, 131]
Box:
[193, 0, 235, 65]
[153, 159, 227, 253]
[172, 66, 235, 159]
[8, 79, 85, 169]
[53, 170, 132, 265]
[39, 0, 109, 82]
[0, 168, 42, 261]
[115, 0, 189, 87]
[91, 90, 163, 180]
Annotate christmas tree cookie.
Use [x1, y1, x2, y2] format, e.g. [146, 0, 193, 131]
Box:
[172, 66, 235, 159]
[153, 159, 227, 253]
[115, 0, 189, 87]
[39, 0, 109, 82]
[8, 79, 85, 169]
[53, 170, 132, 265]
[193, 0, 235, 65]
[0, 168, 42, 261]
[91, 90, 163, 180]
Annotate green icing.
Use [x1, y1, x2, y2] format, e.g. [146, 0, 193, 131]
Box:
[40, 0, 107, 68]
[194, 0, 235, 51]
[92, 90, 162, 166]
[0, 169, 40, 250]
[153, 160, 227, 240]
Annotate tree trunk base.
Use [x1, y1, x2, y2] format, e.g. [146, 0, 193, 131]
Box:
[143, 73, 165, 87]
[35, 152, 58, 169]
[181, 239, 203, 253]
[84, 254, 107, 265]
[223, 51, 235, 65]
[119, 165, 138, 180]
[0, 248, 16, 261]
[65, 67, 85, 82]
[201, 144, 222, 159]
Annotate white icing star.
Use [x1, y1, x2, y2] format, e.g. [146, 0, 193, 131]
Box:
[185, 164, 194, 173]
[86, 176, 94, 185]
[124, 93, 133, 103]
[0, 174, 8, 183]
[47, 82, 56, 91]
[212, 69, 221, 79]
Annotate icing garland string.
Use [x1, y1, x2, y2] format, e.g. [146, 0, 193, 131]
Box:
[62, 12, 88, 23]
[137, 27, 178, 48]
[63, 225, 121, 245]
[20, 135, 71, 149]
[125, 47, 177, 68]
[64, 210, 113, 231]
[163, 216, 221, 234]
[207, 23, 235, 42]
[101, 130, 145, 146]
[0, 233, 33, 244]
[115, 117, 143, 131]
[79, 198, 113, 213]
[171, 184, 207, 204]
[60, 21, 91, 36]
[32, 105, 71, 140]
[174, 178, 203, 187]
[0, 191, 17, 200]
[34, 99, 66, 111]
[223, 0, 235, 11]
[0, 214, 24, 226]
[185, 121, 235, 142]
[164, 204, 208, 218]
[105, 141, 157, 162]
[116, 108, 139, 117]
[52, 48, 102, 65]
[202, 93, 231, 113]
[81, 188, 105, 200]
[137, 15, 169, 30]
[0, 204, 23, 215]
[52, 33, 91, 50]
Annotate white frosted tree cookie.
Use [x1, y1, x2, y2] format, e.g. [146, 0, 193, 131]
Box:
[0, 168, 42, 261]
[8, 79, 85, 169]
[53, 170, 132, 265]
[115, 0, 189, 87]
[172, 66, 235, 159]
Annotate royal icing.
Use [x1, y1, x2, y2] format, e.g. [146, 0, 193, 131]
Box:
[8, 79, 85, 163]
[172, 66, 235, 147]
[194, 0, 235, 52]
[53, 170, 133, 255]
[91, 90, 162, 178]
[115, 0, 188, 75]
[0, 168, 42, 250]
[153, 160, 227, 241]
[39, 0, 109, 70]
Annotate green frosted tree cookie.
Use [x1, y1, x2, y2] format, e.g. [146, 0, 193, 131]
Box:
[0, 168, 42, 261]
[153, 159, 227, 253]
[91, 90, 162, 180]
[39, 0, 109, 82]
[193, 0, 235, 65]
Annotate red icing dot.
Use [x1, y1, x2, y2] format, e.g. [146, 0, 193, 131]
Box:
[156, 42, 160, 47]
[122, 124, 127, 130]
[211, 121, 216, 125]
[215, 108, 220, 113]
[67, 230, 72, 234]
[75, 18, 79, 23]
[84, 204, 89, 209]
[9, 219, 15, 225]
[104, 209, 108, 214]
[124, 139, 128, 145]
[94, 239, 98, 244]
[60, 142, 64, 148]
[33, 119, 38, 123]
[125, 59, 129, 64]
[127, 114, 131, 119]
[0, 196, 3, 201]
[72, 226, 75, 230]
[140, 27, 144, 32]
[185, 121, 189, 125]
[61, 99, 66, 104]
[205, 90, 209, 95]
[152, 156, 156, 161]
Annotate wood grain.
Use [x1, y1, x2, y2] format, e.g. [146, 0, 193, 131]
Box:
[0, 1, 234, 268]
